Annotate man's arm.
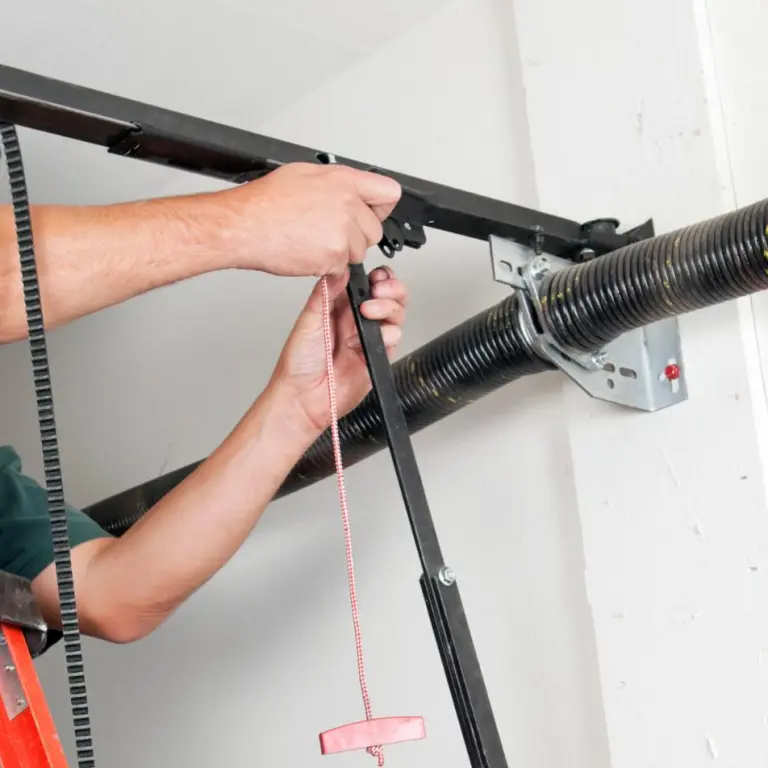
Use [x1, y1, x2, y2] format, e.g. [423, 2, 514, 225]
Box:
[0, 162, 401, 344]
[29, 267, 408, 643]
[0, 198, 226, 343]
[31, 380, 318, 642]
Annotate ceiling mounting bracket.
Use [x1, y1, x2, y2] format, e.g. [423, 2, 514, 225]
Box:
[489, 235, 688, 412]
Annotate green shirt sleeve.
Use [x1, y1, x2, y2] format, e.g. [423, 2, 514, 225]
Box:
[0, 444, 111, 583]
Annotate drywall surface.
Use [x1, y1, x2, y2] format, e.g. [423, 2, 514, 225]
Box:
[0, 0, 609, 766]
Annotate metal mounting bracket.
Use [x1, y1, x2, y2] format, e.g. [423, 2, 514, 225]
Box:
[0, 632, 27, 720]
[489, 235, 688, 412]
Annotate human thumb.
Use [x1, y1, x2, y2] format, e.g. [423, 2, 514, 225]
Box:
[304, 270, 349, 315]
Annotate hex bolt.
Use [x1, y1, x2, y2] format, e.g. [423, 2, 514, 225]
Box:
[438, 566, 456, 586]
[530, 257, 550, 280]
[593, 352, 609, 368]
[531, 225, 545, 255]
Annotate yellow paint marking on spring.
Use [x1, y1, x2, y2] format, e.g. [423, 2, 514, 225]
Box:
[763, 249, 768, 260]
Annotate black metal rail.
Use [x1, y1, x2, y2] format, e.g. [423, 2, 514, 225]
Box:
[0, 63, 646, 260]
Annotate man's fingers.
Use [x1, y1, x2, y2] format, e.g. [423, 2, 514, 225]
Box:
[370, 276, 408, 306]
[306, 270, 348, 314]
[360, 298, 406, 327]
[368, 266, 393, 282]
[347, 322, 402, 351]
[381, 323, 403, 349]
[347, 225, 369, 265]
[347, 168, 402, 217]
[355, 203, 385, 249]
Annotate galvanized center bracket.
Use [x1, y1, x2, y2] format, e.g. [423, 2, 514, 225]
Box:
[489, 235, 688, 412]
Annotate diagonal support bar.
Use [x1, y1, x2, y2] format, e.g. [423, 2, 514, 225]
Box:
[346, 264, 509, 768]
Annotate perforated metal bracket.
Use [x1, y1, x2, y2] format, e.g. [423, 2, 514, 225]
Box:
[0, 631, 26, 720]
[489, 235, 688, 412]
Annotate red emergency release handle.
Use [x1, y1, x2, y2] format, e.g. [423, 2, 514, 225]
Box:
[319, 716, 426, 755]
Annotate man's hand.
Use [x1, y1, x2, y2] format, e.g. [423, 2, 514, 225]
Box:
[29, 265, 409, 644]
[268, 265, 408, 435]
[1, 162, 401, 344]
[214, 163, 403, 277]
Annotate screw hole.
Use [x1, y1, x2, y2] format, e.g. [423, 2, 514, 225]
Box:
[607, 378, 615, 389]
[619, 367, 637, 379]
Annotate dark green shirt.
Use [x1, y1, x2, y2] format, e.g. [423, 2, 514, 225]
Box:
[0, 444, 110, 649]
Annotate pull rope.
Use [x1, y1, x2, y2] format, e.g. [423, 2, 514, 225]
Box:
[320, 275, 384, 766]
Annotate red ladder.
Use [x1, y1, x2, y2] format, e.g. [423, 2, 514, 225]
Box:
[0, 570, 68, 768]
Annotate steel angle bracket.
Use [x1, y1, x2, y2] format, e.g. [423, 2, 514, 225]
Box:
[488, 235, 688, 412]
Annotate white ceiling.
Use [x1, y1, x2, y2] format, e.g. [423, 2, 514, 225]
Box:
[1, 0, 453, 204]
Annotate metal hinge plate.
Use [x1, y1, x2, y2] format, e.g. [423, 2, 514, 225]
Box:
[489, 236, 688, 412]
[0, 632, 27, 720]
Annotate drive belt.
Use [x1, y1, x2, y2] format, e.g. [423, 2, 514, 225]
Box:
[1, 122, 96, 767]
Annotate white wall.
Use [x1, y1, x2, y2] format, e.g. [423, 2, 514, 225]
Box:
[511, 0, 768, 765]
[0, 0, 610, 767]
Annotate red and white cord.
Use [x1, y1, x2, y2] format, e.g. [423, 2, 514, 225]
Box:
[321, 276, 384, 766]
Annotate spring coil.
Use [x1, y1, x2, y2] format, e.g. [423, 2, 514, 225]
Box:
[85, 197, 768, 536]
[84, 291, 549, 534]
[539, 198, 768, 352]
[275, 290, 549, 498]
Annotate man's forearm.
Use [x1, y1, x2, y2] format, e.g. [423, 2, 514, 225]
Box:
[77, 380, 318, 641]
[0, 195, 230, 343]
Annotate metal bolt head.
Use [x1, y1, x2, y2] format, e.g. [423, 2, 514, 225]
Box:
[530, 257, 550, 280]
[438, 566, 456, 586]
[592, 352, 609, 368]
